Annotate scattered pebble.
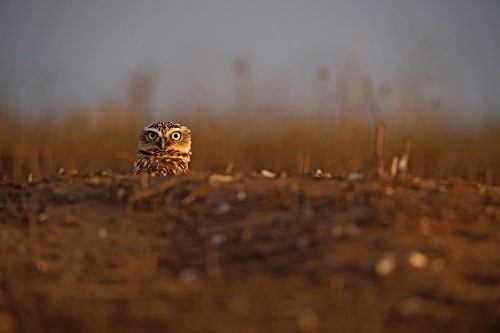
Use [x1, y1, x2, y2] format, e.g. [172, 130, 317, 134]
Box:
[52, 187, 66, 195]
[407, 251, 428, 268]
[260, 169, 276, 178]
[375, 253, 396, 277]
[313, 169, 332, 178]
[385, 187, 395, 196]
[236, 189, 246, 201]
[436, 185, 448, 193]
[38, 212, 49, 223]
[331, 223, 360, 238]
[347, 172, 364, 181]
[296, 236, 310, 251]
[213, 201, 232, 215]
[210, 233, 227, 246]
[279, 171, 292, 178]
[178, 268, 201, 284]
[116, 187, 127, 200]
[97, 227, 108, 239]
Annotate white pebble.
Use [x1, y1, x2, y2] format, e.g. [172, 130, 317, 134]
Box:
[348, 172, 364, 181]
[407, 251, 428, 268]
[375, 253, 396, 277]
[210, 233, 227, 246]
[260, 169, 276, 178]
[97, 227, 108, 239]
[213, 201, 232, 215]
[178, 268, 201, 283]
[236, 189, 246, 201]
[38, 212, 49, 223]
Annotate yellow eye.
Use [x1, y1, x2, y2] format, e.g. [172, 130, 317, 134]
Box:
[146, 131, 157, 140]
[171, 131, 181, 141]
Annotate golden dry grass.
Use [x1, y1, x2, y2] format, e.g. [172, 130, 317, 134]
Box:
[0, 67, 498, 184]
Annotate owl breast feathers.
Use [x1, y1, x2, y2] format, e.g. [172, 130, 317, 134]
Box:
[133, 121, 192, 176]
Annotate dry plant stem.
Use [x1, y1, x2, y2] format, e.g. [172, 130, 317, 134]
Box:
[127, 177, 178, 212]
[398, 136, 411, 177]
[390, 156, 399, 177]
[375, 123, 386, 176]
[295, 149, 311, 175]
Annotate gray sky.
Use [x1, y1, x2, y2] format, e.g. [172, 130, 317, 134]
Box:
[0, 0, 499, 116]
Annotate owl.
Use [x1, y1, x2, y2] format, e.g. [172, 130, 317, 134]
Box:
[133, 121, 192, 176]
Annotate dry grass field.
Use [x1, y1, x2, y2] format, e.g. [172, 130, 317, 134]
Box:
[1, 102, 498, 184]
[0, 67, 499, 332]
[0, 64, 498, 184]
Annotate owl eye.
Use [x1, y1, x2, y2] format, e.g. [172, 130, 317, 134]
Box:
[146, 131, 157, 141]
[171, 131, 181, 141]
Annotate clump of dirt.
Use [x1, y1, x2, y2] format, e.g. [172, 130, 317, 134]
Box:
[0, 170, 499, 332]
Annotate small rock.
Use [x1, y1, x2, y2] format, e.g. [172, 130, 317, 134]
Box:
[407, 251, 428, 269]
[385, 187, 395, 196]
[279, 171, 292, 178]
[436, 185, 448, 193]
[260, 169, 276, 178]
[37, 212, 49, 223]
[52, 187, 66, 195]
[296, 236, 310, 251]
[347, 172, 364, 181]
[213, 201, 232, 215]
[178, 268, 201, 283]
[116, 187, 127, 200]
[97, 227, 108, 239]
[313, 169, 332, 178]
[236, 189, 246, 201]
[375, 253, 396, 277]
[210, 233, 227, 246]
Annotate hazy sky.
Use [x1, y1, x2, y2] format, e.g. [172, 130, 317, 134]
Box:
[0, 0, 499, 115]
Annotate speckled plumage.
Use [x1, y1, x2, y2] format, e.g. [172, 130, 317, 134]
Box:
[133, 121, 192, 176]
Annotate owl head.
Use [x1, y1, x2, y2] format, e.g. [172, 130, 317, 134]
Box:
[138, 121, 192, 157]
[134, 121, 192, 175]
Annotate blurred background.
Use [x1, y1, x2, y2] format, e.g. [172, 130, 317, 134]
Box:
[0, 0, 498, 183]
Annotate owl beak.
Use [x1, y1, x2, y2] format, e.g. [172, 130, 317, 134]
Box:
[160, 138, 166, 150]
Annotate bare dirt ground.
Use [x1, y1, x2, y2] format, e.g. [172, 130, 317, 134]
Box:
[0, 170, 499, 333]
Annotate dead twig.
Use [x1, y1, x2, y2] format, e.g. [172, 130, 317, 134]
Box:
[126, 177, 178, 213]
[375, 122, 386, 176]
